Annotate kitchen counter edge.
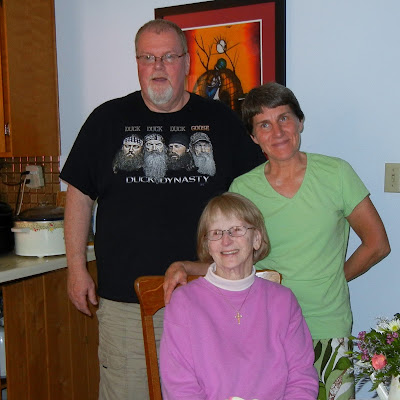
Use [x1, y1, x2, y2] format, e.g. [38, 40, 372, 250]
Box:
[0, 247, 95, 284]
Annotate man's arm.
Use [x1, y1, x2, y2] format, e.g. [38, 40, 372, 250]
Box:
[344, 196, 390, 281]
[64, 184, 97, 315]
[163, 261, 208, 304]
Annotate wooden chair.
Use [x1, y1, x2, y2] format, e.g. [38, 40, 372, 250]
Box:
[255, 269, 282, 283]
[134, 270, 282, 400]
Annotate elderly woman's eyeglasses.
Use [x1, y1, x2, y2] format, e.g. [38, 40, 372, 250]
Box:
[136, 53, 186, 65]
[205, 226, 255, 241]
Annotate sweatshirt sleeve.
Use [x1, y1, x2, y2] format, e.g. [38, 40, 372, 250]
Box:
[282, 291, 319, 399]
[160, 293, 206, 400]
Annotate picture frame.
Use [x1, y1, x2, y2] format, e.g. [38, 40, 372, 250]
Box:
[155, 0, 286, 113]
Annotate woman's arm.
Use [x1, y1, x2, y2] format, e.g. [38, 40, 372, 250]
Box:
[160, 297, 206, 400]
[344, 196, 390, 281]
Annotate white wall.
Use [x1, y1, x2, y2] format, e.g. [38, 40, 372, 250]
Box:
[55, 1, 400, 396]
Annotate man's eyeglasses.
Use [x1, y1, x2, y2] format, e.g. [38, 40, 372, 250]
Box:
[136, 53, 186, 65]
[205, 226, 255, 241]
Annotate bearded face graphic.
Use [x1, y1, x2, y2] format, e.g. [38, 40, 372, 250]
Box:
[167, 142, 194, 171]
[189, 133, 216, 176]
[112, 135, 144, 173]
[143, 135, 168, 180]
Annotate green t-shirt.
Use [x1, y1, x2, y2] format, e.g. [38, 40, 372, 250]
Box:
[229, 153, 369, 339]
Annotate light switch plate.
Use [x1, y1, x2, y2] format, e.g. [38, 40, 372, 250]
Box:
[384, 163, 400, 192]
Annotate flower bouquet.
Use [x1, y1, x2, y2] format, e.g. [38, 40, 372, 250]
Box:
[350, 313, 400, 392]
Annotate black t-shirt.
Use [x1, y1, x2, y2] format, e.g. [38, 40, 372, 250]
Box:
[60, 91, 264, 302]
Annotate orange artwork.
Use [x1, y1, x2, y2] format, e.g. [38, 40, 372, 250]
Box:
[184, 22, 261, 113]
[156, 1, 285, 113]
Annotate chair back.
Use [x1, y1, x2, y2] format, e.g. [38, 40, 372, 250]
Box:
[134, 276, 165, 400]
[134, 269, 281, 400]
[255, 269, 282, 283]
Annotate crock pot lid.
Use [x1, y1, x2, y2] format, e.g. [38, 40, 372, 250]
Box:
[16, 205, 65, 221]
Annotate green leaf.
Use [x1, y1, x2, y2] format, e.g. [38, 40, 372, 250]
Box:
[321, 339, 333, 377]
[324, 340, 340, 382]
[314, 340, 322, 362]
[334, 356, 352, 371]
[318, 381, 327, 400]
[325, 369, 343, 392]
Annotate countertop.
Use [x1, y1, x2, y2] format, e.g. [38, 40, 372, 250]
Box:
[0, 246, 95, 284]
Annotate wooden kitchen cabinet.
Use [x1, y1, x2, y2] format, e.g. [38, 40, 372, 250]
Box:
[2, 261, 99, 400]
[0, 40, 5, 154]
[0, 0, 60, 157]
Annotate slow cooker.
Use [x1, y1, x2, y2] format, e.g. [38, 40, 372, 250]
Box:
[11, 205, 66, 257]
[0, 201, 14, 254]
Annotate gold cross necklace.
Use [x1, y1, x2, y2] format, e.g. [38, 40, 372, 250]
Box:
[216, 285, 253, 325]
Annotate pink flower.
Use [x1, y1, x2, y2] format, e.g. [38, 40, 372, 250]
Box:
[371, 354, 387, 370]
[361, 352, 369, 361]
[358, 331, 366, 340]
[387, 333, 396, 344]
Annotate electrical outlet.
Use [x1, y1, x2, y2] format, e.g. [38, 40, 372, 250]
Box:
[26, 165, 44, 188]
[384, 163, 400, 193]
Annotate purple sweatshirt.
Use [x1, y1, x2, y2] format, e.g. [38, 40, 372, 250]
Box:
[160, 276, 318, 400]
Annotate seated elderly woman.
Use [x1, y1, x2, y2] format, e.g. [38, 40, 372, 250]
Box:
[160, 192, 318, 400]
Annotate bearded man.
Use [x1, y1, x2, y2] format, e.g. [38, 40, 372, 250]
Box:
[61, 18, 264, 400]
[143, 133, 168, 180]
[190, 131, 216, 176]
[112, 134, 144, 173]
[167, 132, 194, 171]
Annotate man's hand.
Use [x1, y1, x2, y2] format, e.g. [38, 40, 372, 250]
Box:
[163, 261, 188, 304]
[67, 267, 98, 316]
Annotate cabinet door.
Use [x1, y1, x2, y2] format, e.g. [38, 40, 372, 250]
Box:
[0, 0, 60, 157]
[2, 262, 99, 400]
[0, 34, 5, 154]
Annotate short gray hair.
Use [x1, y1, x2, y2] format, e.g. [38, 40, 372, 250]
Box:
[135, 19, 188, 54]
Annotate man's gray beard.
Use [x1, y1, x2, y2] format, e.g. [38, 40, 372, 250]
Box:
[147, 85, 173, 105]
[143, 151, 168, 180]
[112, 151, 143, 173]
[192, 153, 216, 176]
[167, 152, 194, 171]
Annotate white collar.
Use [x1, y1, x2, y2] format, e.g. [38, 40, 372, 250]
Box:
[204, 263, 255, 291]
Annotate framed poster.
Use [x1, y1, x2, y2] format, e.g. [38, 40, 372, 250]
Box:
[155, 0, 286, 113]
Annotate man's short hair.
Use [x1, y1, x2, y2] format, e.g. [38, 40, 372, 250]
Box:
[135, 19, 188, 54]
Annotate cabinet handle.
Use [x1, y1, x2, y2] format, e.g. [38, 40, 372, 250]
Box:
[4, 124, 10, 136]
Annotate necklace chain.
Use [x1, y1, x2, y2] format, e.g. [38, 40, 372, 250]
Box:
[216, 285, 252, 325]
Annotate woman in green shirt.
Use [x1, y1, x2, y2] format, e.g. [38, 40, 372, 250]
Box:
[165, 82, 390, 399]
